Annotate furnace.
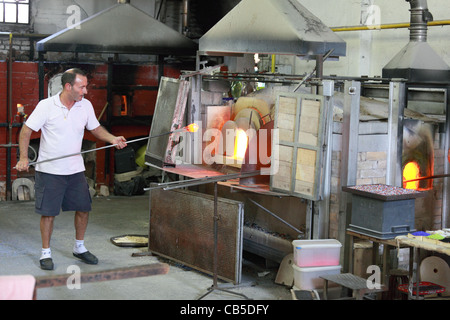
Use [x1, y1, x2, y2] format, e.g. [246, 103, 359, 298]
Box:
[141, 0, 349, 282]
[138, 0, 444, 290]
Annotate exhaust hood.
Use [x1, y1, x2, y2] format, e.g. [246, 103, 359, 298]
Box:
[382, 0, 450, 83]
[36, 2, 198, 55]
[199, 0, 346, 58]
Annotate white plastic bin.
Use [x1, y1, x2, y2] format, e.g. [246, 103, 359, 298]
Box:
[292, 239, 341, 267]
[292, 264, 341, 290]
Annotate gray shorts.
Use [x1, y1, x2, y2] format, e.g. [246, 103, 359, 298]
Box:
[34, 171, 92, 216]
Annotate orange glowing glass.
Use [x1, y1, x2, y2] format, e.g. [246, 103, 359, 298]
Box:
[403, 161, 420, 190]
[185, 123, 199, 133]
[233, 129, 248, 160]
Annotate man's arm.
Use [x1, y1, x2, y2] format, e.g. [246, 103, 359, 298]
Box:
[16, 124, 33, 172]
[90, 125, 127, 149]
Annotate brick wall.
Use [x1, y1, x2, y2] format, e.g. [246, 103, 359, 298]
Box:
[0, 36, 34, 61]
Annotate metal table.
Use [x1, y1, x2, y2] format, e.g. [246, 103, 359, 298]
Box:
[321, 273, 386, 300]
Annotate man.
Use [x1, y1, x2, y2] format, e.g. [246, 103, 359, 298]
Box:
[16, 68, 127, 270]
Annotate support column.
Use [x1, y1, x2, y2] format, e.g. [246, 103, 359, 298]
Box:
[339, 80, 360, 272]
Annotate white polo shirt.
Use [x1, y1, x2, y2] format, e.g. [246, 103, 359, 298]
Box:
[26, 92, 100, 175]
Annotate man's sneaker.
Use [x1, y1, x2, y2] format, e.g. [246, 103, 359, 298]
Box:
[73, 251, 98, 264]
[39, 258, 54, 270]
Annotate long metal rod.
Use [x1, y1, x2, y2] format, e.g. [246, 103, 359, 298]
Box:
[403, 173, 450, 183]
[153, 170, 259, 187]
[14, 128, 185, 169]
[249, 199, 304, 235]
[331, 19, 450, 32]
[147, 170, 262, 191]
[293, 49, 334, 92]
[6, 33, 13, 199]
[197, 181, 250, 300]
[14, 136, 148, 169]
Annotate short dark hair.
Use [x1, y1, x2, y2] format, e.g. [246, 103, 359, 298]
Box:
[61, 68, 86, 87]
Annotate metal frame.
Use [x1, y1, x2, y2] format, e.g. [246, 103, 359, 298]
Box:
[147, 170, 262, 299]
[386, 81, 406, 186]
[338, 80, 361, 267]
[145, 76, 190, 167]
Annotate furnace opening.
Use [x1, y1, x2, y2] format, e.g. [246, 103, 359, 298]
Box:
[402, 120, 435, 191]
[233, 129, 248, 161]
[403, 161, 420, 190]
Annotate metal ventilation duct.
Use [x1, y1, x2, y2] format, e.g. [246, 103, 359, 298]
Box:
[198, 0, 346, 57]
[36, 1, 198, 55]
[382, 0, 450, 83]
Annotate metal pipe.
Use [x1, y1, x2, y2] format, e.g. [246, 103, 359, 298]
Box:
[6, 33, 13, 200]
[182, 0, 189, 36]
[150, 170, 262, 191]
[0, 32, 49, 38]
[271, 55, 276, 73]
[14, 125, 197, 170]
[403, 173, 450, 183]
[14, 136, 149, 169]
[249, 199, 304, 236]
[7, 33, 13, 146]
[408, 0, 433, 42]
[331, 19, 450, 32]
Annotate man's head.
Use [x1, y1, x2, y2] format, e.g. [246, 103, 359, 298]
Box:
[61, 68, 88, 102]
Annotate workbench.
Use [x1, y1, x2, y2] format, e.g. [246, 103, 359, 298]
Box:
[347, 230, 450, 299]
[347, 230, 412, 285]
[395, 235, 450, 299]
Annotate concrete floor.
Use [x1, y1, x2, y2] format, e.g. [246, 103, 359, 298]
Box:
[0, 194, 293, 300]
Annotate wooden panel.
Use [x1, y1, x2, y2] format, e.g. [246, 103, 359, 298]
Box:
[295, 148, 317, 197]
[298, 99, 321, 146]
[149, 188, 244, 284]
[270, 92, 325, 200]
[277, 96, 298, 142]
[296, 148, 317, 183]
[271, 145, 293, 191]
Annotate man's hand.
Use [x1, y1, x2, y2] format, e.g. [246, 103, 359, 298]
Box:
[16, 158, 29, 172]
[17, 124, 33, 172]
[90, 126, 127, 149]
[112, 136, 127, 149]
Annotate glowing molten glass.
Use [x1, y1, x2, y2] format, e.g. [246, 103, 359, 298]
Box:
[185, 123, 199, 133]
[403, 161, 420, 190]
[233, 129, 248, 161]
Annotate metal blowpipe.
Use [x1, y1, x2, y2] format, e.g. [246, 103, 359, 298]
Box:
[13, 123, 199, 170]
[403, 173, 450, 183]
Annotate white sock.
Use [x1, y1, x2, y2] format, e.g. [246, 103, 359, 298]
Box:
[73, 239, 88, 254]
[40, 248, 51, 260]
